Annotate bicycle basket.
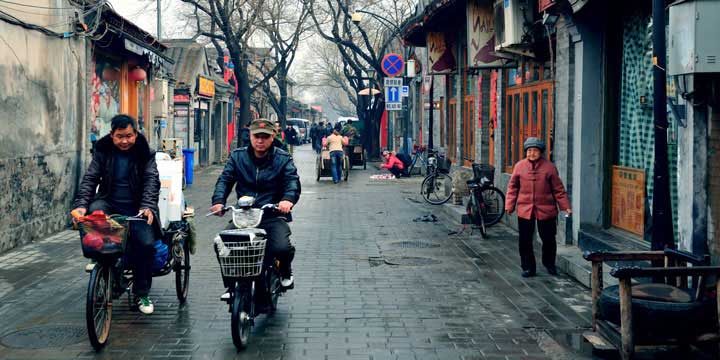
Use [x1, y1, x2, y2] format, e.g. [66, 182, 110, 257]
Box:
[472, 163, 495, 183]
[217, 239, 267, 277]
[78, 215, 130, 258]
[437, 155, 452, 174]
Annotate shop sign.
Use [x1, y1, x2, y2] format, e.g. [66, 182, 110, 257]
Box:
[197, 76, 215, 97]
[611, 166, 645, 236]
[427, 32, 457, 74]
[467, 0, 503, 68]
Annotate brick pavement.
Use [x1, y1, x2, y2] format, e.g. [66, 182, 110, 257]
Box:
[0, 145, 595, 360]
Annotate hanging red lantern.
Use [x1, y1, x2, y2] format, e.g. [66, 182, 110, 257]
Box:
[102, 67, 120, 81]
[129, 67, 146, 82]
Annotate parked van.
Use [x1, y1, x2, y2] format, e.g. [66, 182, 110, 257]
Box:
[287, 118, 310, 144]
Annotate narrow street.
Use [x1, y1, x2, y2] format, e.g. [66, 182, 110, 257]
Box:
[0, 144, 596, 360]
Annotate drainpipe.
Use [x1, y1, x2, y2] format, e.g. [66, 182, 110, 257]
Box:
[651, 0, 674, 252]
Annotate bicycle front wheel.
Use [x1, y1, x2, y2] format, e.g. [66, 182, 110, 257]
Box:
[421, 173, 453, 205]
[86, 264, 112, 350]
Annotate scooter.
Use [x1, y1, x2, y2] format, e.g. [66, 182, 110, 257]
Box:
[207, 196, 286, 350]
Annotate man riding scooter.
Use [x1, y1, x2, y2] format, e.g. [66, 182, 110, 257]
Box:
[210, 118, 300, 298]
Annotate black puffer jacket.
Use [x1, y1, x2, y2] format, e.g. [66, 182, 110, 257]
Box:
[212, 146, 300, 221]
[73, 133, 161, 235]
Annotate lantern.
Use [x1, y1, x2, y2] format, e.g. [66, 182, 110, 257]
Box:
[129, 67, 146, 82]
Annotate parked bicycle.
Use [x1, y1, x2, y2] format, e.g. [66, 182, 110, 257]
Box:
[75, 211, 192, 350]
[421, 152, 454, 205]
[207, 197, 287, 350]
[466, 164, 505, 238]
[405, 144, 435, 176]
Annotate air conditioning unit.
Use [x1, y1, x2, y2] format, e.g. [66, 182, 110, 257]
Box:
[668, 0, 720, 75]
[494, 0, 532, 50]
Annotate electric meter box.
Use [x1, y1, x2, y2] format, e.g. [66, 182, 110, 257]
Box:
[669, 0, 720, 76]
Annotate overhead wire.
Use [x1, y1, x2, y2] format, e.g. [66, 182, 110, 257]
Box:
[0, 0, 106, 38]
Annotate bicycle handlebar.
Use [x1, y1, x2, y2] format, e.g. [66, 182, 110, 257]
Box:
[205, 203, 279, 217]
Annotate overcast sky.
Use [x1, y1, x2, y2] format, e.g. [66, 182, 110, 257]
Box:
[109, 0, 331, 115]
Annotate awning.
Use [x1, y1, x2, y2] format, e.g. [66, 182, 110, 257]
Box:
[401, 0, 463, 47]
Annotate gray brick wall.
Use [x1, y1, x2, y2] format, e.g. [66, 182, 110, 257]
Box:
[553, 14, 577, 245]
[0, 23, 87, 253]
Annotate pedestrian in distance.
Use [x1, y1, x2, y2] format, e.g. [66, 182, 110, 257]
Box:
[380, 150, 405, 178]
[323, 128, 348, 184]
[272, 121, 288, 152]
[325, 122, 333, 137]
[313, 121, 324, 153]
[285, 124, 298, 154]
[505, 137, 572, 278]
[71, 114, 161, 315]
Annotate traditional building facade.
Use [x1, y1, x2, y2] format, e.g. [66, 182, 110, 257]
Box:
[402, 0, 720, 280]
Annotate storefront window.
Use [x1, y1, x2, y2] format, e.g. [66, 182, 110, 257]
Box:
[90, 54, 121, 140]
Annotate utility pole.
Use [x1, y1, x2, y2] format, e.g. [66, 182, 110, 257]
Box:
[651, 0, 674, 252]
[156, 0, 162, 41]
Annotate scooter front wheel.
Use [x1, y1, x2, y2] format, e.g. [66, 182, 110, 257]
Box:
[231, 289, 250, 349]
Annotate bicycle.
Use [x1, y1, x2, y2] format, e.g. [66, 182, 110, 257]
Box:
[420, 154, 454, 205]
[76, 212, 192, 350]
[465, 164, 505, 238]
[405, 144, 434, 176]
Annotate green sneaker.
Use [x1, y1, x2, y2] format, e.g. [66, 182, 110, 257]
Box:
[137, 296, 154, 315]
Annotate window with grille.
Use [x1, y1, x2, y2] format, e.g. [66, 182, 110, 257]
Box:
[503, 64, 553, 173]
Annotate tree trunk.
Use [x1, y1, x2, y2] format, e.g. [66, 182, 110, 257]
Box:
[234, 52, 251, 148]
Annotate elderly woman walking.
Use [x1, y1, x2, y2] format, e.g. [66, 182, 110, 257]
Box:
[505, 138, 572, 278]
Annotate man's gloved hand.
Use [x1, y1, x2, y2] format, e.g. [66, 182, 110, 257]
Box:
[278, 200, 294, 214]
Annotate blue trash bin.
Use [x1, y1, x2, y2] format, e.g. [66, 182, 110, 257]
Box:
[182, 149, 196, 184]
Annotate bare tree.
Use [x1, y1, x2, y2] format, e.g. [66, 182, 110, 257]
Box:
[308, 0, 413, 157]
[254, 0, 311, 127]
[180, 0, 288, 145]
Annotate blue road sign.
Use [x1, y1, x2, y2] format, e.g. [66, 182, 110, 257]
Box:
[385, 86, 400, 103]
[381, 53, 404, 77]
[401, 86, 409, 97]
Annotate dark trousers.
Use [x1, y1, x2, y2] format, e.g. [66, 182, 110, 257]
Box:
[89, 199, 156, 296]
[517, 216, 557, 273]
[219, 217, 295, 288]
[388, 165, 404, 178]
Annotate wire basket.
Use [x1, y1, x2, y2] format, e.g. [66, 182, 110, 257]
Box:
[437, 155, 452, 174]
[78, 215, 130, 259]
[472, 163, 495, 183]
[217, 239, 267, 278]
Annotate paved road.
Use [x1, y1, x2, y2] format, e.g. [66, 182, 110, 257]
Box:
[0, 144, 596, 360]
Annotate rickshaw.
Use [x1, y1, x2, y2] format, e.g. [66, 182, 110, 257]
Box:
[339, 119, 365, 169]
[346, 144, 367, 170]
[316, 147, 349, 181]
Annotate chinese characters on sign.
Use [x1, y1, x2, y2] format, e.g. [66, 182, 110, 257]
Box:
[611, 166, 645, 236]
[197, 76, 215, 97]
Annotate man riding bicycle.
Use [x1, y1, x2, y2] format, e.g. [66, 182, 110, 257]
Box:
[210, 118, 300, 297]
[71, 114, 161, 315]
